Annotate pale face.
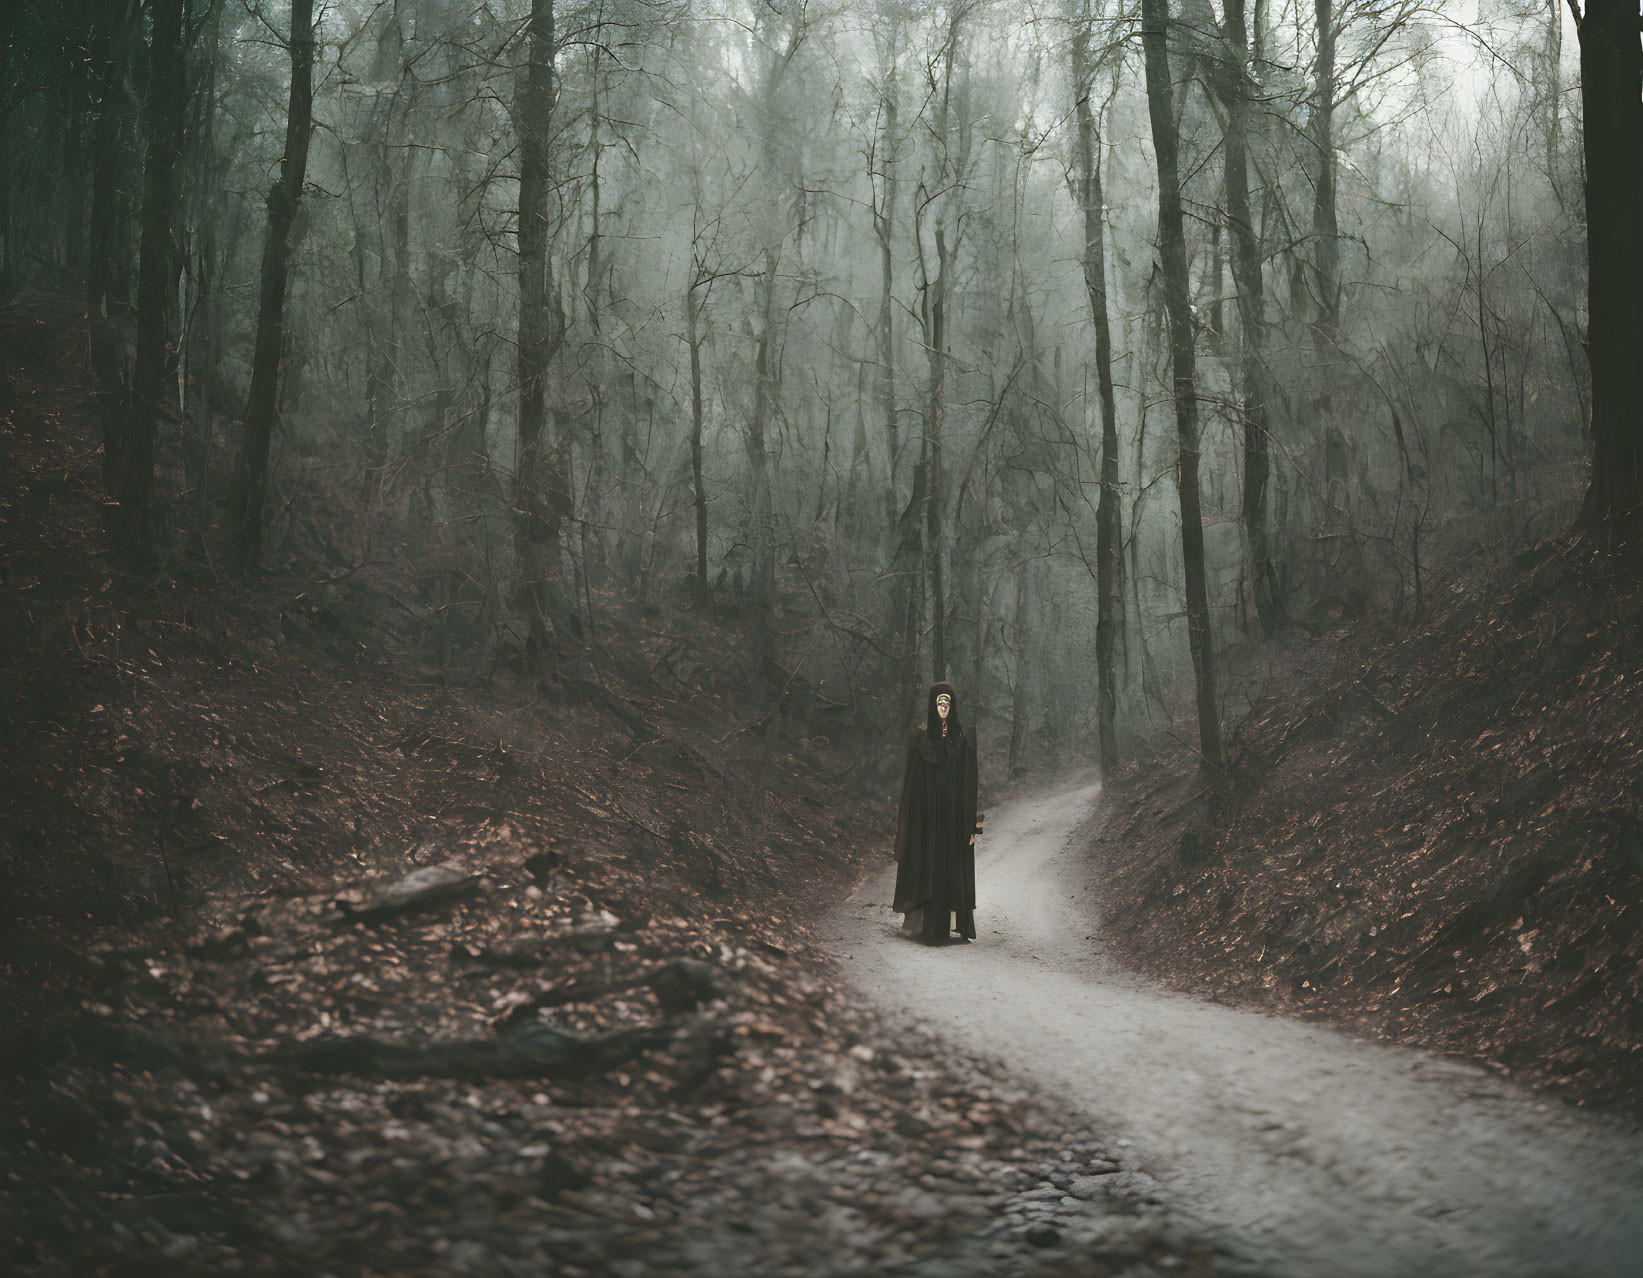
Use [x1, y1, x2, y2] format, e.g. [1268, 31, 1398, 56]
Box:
[936, 693, 952, 720]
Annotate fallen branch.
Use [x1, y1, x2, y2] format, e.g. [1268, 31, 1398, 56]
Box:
[266, 1017, 683, 1081]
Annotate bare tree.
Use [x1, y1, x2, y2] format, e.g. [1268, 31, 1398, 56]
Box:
[1309, 0, 1340, 338]
[511, 0, 576, 662]
[1069, 0, 1125, 774]
[1206, 0, 1277, 634]
[684, 272, 710, 608]
[82, 0, 136, 321]
[913, 1, 974, 686]
[871, 21, 904, 538]
[107, 0, 187, 556]
[740, 0, 809, 680]
[1571, 0, 1643, 534]
[1142, 0, 1223, 773]
[864, 0, 925, 734]
[224, 0, 316, 562]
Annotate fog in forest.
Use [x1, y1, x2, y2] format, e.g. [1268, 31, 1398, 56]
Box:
[9, 3, 1643, 1272]
[0, 0, 1616, 769]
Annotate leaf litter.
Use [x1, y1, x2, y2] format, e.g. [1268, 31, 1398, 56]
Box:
[1090, 542, 1643, 1123]
[0, 299, 1215, 1276]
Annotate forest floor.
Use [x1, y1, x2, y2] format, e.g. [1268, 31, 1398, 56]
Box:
[1088, 539, 1643, 1125]
[0, 296, 1212, 1275]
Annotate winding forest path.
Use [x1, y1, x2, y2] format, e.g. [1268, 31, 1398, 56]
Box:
[825, 777, 1643, 1278]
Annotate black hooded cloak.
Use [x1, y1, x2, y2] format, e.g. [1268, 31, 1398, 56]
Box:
[892, 681, 979, 942]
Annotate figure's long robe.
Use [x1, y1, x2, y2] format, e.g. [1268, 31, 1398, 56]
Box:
[891, 724, 978, 941]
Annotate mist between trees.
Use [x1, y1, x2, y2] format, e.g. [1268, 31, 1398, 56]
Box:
[4, 0, 1637, 776]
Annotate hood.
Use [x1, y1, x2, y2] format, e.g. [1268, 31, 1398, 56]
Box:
[925, 680, 960, 742]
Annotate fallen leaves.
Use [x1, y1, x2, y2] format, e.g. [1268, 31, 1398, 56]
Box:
[1091, 543, 1643, 1123]
[0, 295, 1210, 1277]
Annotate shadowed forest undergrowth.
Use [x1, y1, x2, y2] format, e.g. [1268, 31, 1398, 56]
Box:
[1, 299, 1211, 1276]
[4, 0, 1642, 1265]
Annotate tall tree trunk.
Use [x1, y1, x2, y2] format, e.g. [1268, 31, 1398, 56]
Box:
[1309, 0, 1350, 583]
[685, 281, 709, 608]
[875, 85, 900, 538]
[743, 8, 803, 684]
[893, 457, 928, 730]
[1574, 0, 1643, 533]
[1310, 0, 1339, 337]
[581, 23, 621, 592]
[1071, 11, 1123, 777]
[919, 8, 967, 688]
[510, 0, 575, 662]
[365, 84, 412, 509]
[63, 3, 90, 282]
[182, 0, 225, 479]
[83, 0, 131, 481]
[0, 2, 17, 292]
[1214, 0, 1277, 635]
[739, 7, 801, 686]
[748, 248, 779, 666]
[872, 48, 920, 730]
[111, 0, 185, 556]
[585, 28, 604, 332]
[108, 122, 139, 310]
[1142, 0, 1224, 773]
[925, 227, 949, 685]
[1008, 563, 1029, 777]
[1541, 0, 1567, 209]
[970, 555, 990, 737]
[223, 0, 315, 562]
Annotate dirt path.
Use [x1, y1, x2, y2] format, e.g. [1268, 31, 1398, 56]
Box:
[826, 776, 1643, 1278]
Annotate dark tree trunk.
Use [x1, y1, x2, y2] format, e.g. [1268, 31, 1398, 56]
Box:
[183, 0, 225, 507]
[1213, 0, 1277, 635]
[365, 89, 411, 509]
[82, 0, 131, 476]
[893, 456, 928, 732]
[925, 235, 948, 686]
[1310, 0, 1339, 337]
[361, 0, 406, 511]
[62, 4, 90, 281]
[685, 282, 709, 608]
[108, 127, 139, 309]
[920, 9, 966, 689]
[876, 83, 923, 729]
[1541, 0, 1567, 208]
[1071, 12, 1123, 777]
[1008, 563, 1028, 777]
[510, 0, 575, 661]
[110, 0, 186, 556]
[970, 552, 989, 734]
[585, 38, 604, 333]
[877, 92, 900, 539]
[747, 249, 779, 667]
[743, 9, 802, 683]
[1142, 0, 1224, 773]
[1573, 0, 1643, 533]
[1308, 0, 1350, 588]
[223, 0, 314, 562]
[0, 2, 16, 292]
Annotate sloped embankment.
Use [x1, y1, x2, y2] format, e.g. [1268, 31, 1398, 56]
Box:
[0, 297, 1208, 1276]
[1090, 547, 1643, 1121]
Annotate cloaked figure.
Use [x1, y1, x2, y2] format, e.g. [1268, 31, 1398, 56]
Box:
[892, 681, 982, 943]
